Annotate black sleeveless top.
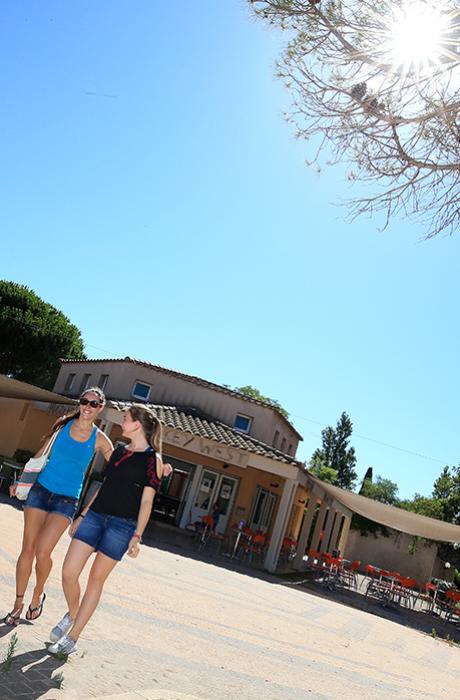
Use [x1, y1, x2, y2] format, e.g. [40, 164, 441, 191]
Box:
[91, 445, 161, 520]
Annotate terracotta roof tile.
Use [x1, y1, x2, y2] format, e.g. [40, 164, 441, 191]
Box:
[108, 400, 300, 466]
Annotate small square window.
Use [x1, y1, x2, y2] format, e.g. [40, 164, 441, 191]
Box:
[79, 373, 91, 393]
[64, 373, 76, 392]
[234, 414, 252, 434]
[98, 374, 109, 391]
[132, 381, 151, 401]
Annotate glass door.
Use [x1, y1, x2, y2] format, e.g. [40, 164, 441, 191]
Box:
[212, 475, 238, 534]
[189, 469, 238, 533]
[190, 469, 219, 524]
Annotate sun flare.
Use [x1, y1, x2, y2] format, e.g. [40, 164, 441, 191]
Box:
[384, 1, 459, 73]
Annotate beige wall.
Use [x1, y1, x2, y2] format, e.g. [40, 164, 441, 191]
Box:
[54, 361, 300, 455]
[345, 528, 438, 583]
[0, 399, 56, 457]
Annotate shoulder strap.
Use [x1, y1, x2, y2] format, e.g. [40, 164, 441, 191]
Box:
[42, 428, 61, 458]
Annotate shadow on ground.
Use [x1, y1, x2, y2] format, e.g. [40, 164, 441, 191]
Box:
[0, 647, 67, 700]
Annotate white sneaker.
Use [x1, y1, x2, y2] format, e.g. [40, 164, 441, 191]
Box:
[48, 634, 77, 656]
[50, 612, 74, 643]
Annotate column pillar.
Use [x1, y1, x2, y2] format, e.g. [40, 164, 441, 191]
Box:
[179, 464, 203, 529]
[319, 508, 336, 554]
[338, 515, 352, 556]
[293, 495, 318, 570]
[329, 511, 343, 553]
[264, 478, 298, 573]
[310, 500, 328, 553]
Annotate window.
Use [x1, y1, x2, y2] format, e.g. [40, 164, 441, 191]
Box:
[64, 373, 76, 392]
[273, 430, 279, 448]
[288, 443, 293, 455]
[280, 437, 287, 452]
[132, 381, 151, 401]
[233, 413, 252, 434]
[79, 373, 91, 393]
[98, 374, 109, 391]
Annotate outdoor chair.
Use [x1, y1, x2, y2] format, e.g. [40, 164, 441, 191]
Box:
[306, 549, 324, 577]
[445, 590, 460, 624]
[417, 582, 439, 613]
[340, 559, 361, 590]
[239, 533, 267, 565]
[392, 577, 417, 609]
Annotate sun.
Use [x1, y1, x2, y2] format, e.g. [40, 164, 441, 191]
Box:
[384, 1, 459, 73]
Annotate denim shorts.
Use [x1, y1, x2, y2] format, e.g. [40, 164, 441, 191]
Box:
[73, 509, 137, 561]
[25, 481, 78, 521]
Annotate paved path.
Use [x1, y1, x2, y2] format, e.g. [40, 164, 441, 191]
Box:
[0, 501, 458, 699]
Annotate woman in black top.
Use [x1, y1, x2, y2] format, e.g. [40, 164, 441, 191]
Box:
[48, 405, 168, 656]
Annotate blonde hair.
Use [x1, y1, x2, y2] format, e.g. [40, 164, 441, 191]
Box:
[128, 404, 162, 452]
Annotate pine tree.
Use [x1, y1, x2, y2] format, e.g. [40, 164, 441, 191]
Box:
[311, 412, 357, 490]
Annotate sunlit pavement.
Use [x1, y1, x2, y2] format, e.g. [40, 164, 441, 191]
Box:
[0, 499, 458, 700]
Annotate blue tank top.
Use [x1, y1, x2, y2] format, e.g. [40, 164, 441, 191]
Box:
[38, 420, 98, 498]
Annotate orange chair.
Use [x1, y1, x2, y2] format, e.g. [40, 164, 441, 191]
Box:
[418, 582, 438, 613]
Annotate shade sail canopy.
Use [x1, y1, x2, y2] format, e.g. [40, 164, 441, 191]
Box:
[307, 472, 460, 544]
[0, 375, 76, 406]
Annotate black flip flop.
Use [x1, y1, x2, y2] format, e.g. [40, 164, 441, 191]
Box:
[3, 594, 24, 626]
[26, 592, 46, 621]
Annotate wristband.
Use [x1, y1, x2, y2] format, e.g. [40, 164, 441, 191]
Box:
[133, 532, 141, 541]
[79, 513, 86, 519]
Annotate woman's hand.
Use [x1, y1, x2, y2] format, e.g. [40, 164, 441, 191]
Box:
[69, 516, 83, 538]
[9, 483, 17, 498]
[163, 462, 173, 478]
[127, 536, 140, 558]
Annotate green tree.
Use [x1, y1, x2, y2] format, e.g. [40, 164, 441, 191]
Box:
[0, 281, 86, 390]
[360, 476, 399, 505]
[399, 494, 447, 521]
[308, 453, 338, 485]
[311, 412, 357, 490]
[233, 385, 289, 419]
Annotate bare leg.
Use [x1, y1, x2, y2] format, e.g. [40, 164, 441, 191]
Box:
[69, 552, 117, 640]
[61, 540, 95, 619]
[30, 514, 70, 616]
[6, 508, 48, 617]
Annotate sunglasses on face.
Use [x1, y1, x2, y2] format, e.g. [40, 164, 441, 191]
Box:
[79, 398, 101, 408]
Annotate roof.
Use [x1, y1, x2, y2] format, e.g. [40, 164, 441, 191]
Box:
[0, 375, 77, 406]
[60, 357, 303, 440]
[107, 400, 300, 465]
[307, 472, 460, 544]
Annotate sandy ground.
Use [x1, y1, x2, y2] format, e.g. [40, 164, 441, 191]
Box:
[0, 499, 458, 700]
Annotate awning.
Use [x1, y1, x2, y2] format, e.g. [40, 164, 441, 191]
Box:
[307, 472, 460, 544]
[0, 375, 76, 406]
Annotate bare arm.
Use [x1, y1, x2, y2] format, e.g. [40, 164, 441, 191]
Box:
[95, 431, 113, 461]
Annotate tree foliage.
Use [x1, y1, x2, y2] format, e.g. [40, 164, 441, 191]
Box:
[251, 0, 460, 237]
[310, 411, 357, 489]
[233, 384, 289, 418]
[0, 281, 86, 390]
[360, 475, 399, 505]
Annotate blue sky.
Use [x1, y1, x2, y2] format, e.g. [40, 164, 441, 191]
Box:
[1, 1, 459, 499]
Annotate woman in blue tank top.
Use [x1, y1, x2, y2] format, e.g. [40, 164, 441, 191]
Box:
[2, 387, 113, 627]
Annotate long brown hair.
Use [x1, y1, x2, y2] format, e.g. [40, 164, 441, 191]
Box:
[46, 387, 106, 438]
[128, 404, 162, 452]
